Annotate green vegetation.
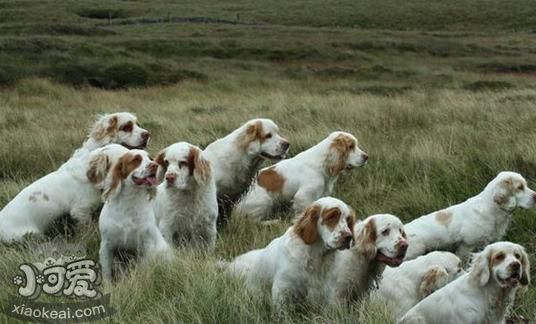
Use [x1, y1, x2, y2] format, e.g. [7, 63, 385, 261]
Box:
[0, 0, 536, 322]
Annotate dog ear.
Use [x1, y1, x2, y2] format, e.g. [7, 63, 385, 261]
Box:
[520, 248, 531, 286]
[102, 153, 141, 201]
[326, 133, 354, 176]
[493, 177, 516, 210]
[90, 114, 118, 141]
[86, 152, 110, 187]
[419, 265, 449, 297]
[470, 249, 491, 287]
[294, 204, 321, 244]
[355, 218, 377, 260]
[154, 149, 167, 182]
[188, 147, 211, 184]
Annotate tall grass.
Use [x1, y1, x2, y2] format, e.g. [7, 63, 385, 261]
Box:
[0, 79, 535, 323]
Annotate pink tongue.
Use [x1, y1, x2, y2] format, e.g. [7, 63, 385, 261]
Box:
[145, 176, 159, 186]
[376, 253, 403, 267]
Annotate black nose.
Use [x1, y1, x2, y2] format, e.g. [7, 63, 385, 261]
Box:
[340, 236, 352, 250]
[142, 132, 151, 141]
[511, 262, 521, 272]
[281, 141, 290, 151]
[362, 154, 369, 162]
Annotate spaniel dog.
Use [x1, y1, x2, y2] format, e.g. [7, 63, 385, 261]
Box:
[223, 197, 354, 315]
[75, 112, 150, 156]
[153, 142, 218, 251]
[399, 241, 530, 324]
[375, 251, 465, 320]
[0, 144, 128, 243]
[404, 171, 536, 261]
[321, 214, 407, 304]
[235, 131, 368, 222]
[203, 118, 289, 224]
[98, 149, 171, 281]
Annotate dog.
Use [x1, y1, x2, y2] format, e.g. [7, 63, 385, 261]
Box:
[235, 131, 367, 222]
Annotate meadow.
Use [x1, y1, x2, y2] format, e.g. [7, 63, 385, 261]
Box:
[1, 0, 536, 323]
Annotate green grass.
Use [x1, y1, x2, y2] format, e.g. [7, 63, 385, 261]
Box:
[1, 0, 536, 322]
[0, 79, 535, 323]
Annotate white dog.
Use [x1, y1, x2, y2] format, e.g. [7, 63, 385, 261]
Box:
[98, 149, 171, 281]
[321, 213, 407, 304]
[203, 118, 289, 223]
[153, 142, 218, 251]
[224, 197, 354, 314]
[375, 251, 465, 320]
[0, 144, 128, 243]
[404, 171, 536, 261]
[235, 131, 368, 222]
[399, 241, 530, 324]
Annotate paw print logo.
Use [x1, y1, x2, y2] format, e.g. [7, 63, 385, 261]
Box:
[12, 275, 24, 286]
[36, 274, 45, 285]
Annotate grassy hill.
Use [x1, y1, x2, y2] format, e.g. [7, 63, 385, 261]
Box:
[0, 1, 536, 323]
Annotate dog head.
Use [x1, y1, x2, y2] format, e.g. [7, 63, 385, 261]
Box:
[470, 241, 530, 289]
[325, 131, 368, 176]
[86, 144, 129, 189]
[237, 118, 289, 160]
[486, 171, 536, 211]
[103, 149, 159, 201]
[293, 197, 355, 250]
[155, 142, 211, 190]
[354, 214, 407, 267]
[89, 112, 150, 149]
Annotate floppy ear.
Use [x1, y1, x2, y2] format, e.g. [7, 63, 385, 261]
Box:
[355, 218, 377, 260]
[154, 149, 167, 182]
[294, 204, 321, 244]
[86, 152, 110, 187]
[102, 153, 141, 201]
[238, 120, 263, 150]
[520, 248, 531, 286]
[470, 250, 491, 287]
[188, 147, 211, 184]
[90, 114, 118, 141]
[419, 265, 449, 297]
[326, 133, 353, 176]
[493, 178, 516, 210]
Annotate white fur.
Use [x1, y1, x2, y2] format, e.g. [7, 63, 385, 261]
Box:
[321, 214, 407, 304]
[224, 197, 354, 314]
[98, 150, 171, 281]
[153, 142, 218, 251]
[203, 118, 288, 215]
[399, 241, 530, 324]
[375, 251, 465, 320]
[235, 131, 368, 222]
[405, 171, 536, 261]
[0, 144, 128, 243]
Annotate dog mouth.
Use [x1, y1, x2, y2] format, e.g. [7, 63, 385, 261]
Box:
[498, 272, 521, 288]
[375, 251, 404, 267]
[261, 151, 286, 160]
[121, 141, 147, 150]
[132, 173, 158, 186]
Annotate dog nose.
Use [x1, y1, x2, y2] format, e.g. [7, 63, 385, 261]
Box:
[398, 240, 408, 254]
[511, 262, 521, 272]
[281, 141, 290, 151]
[165, 173, 176, 184]
[340, 236, 352, 249]
[362, 154, 369, 162]
[141, 131, 151, 141]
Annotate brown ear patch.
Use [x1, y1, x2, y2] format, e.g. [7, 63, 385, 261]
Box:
[257, 167, 285, 193]
[238, 120, 266, 148]
[355, 218, 377, 260]
[154, 149, 167, 167]
[105, 153, 142, 198]
[347, 210, 356, 231]
[87, 153, 111, 184]
[435, 210, 452, 227]
[328, 133, 356, 176]
[320, 207, 342, 230]
[294, 204, 321, 244]
[92, 115, 118, 141]
[419, 266, 448, 297]
[494, 177, 514, 205]
[188, 147, 211, 182]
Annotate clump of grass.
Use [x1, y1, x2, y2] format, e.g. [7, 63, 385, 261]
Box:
[463, 80, 514, 91]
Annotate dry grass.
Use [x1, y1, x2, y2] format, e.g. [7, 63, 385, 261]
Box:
[0, 79, 535, 323]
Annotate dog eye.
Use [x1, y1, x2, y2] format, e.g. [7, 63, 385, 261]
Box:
[515, 253, 521, 260]
[494, 253, 505, 261]
[349, 143, 355, 150]
[266, 133, 272, 139]
[179, 161, 188, 168]
[401, 230, 407, 238]
[120, 122, 133, 132]
[517, 184, 524, 190]
[382, 229, 390, 236]
[163, 160, 169, 167]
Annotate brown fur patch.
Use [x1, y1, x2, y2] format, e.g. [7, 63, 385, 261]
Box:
[435, 210, 452, 227]
[347, 210, 356, 231]
[119, 120, 133, 133]
[238, 120, 267, 148]
[257, 167, 285, 192]
[327, 133, 356, 176]
[104, 153, 142, 199]
[188, 147, 211, 183]
[494, 177, 514, 205]
[490, 251, 506, 268]
[355, 218, 377, 260]
[294, 204, 321, 244]
[87, 154, 111, 184]
[92, 115, 118, 141]
[419, 266, 447, 297]
[320, 207, 342, 230]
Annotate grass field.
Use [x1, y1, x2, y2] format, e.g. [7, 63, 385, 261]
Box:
[1, 0, 536, 323]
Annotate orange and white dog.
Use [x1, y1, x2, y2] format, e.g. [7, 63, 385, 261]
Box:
[235, 131, 367, 221]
